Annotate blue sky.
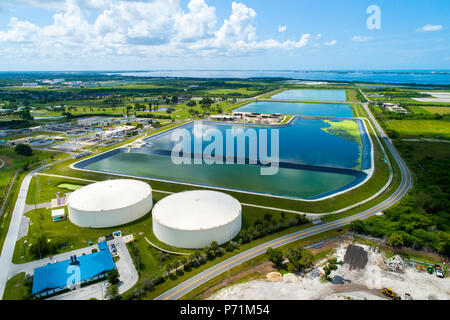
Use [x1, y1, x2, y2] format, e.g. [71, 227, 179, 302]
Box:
[0, 0, 448, 70]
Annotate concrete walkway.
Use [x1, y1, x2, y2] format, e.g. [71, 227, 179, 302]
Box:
[144, 237, 190, 256]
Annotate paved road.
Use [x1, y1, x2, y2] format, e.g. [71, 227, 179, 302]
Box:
[155, 102, 412, 300]
[0, 156, 72, 299]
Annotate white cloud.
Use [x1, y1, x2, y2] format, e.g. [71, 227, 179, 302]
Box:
[0, 0, 314, 61]
[324, 40, 337, 46]
[418, 24, 442, 32]
[352, 35, 374, 42]
[278, 25, 286, 33]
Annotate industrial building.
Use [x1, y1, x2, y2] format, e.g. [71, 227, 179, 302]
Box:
[68, 179, 153, 228]
[152, 191, 242, 249]
[32, 242, 115, 298]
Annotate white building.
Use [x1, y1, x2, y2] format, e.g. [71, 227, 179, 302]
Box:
[51, 209, 66, 222]
[68, 180, 153, 228]
[152, 191, 242, 249]
[383, 103, 408, 114]
[96, 125, 135, 139]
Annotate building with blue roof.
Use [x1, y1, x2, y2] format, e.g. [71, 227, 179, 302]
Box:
[32, 249, 116, 298]
[97, 241, 109, 252]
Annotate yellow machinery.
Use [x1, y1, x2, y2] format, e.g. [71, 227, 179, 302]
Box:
[381, 288, 401, 300]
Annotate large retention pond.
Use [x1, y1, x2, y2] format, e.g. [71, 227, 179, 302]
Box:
[73, 118, 372, 200]
[271, 89, 347, 101]
[235, 101, 354, 118]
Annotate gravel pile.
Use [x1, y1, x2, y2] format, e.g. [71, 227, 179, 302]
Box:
[332, 275, 351, 285]
[384, 255, 407, 272]
[343, 245, 368, 270]
[306, 269, 322, 279]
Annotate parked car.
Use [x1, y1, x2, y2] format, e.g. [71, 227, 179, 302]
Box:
[110, 243, 117, 253]
[104, 282, 110, 288]
[436, 269, 444, 278]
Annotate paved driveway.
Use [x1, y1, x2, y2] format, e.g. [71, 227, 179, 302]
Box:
[109, 237, 139, 294]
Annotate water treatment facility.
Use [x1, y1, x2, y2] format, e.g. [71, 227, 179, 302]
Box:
[1, 0, 448, 306]
[0, 84, 421, 302]
[71, 114, 373, 201]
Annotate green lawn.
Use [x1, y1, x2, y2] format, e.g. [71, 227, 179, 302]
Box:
[385, 120, 450, 139]
[3, 273, 28, 300]
[26, 175, 90, 205]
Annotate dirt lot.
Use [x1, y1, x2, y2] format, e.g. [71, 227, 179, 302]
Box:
[198, 261, 276, 300]
[208, 240, 450, 300]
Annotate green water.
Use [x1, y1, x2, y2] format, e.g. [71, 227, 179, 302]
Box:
[85, 152, 355, 199]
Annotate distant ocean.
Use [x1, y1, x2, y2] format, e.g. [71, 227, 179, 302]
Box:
[108, 70, 450, 86]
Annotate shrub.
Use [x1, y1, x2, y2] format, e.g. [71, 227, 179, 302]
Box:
[15, 144, 33, 156]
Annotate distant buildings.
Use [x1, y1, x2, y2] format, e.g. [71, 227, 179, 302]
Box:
[96, 125, 136, 139]
[77, 116, 113, 127]
[22, 83, 39, 88]
[382, 103, 408, 114]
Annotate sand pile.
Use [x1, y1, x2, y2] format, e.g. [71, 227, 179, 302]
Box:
[266, 272, 282, 282]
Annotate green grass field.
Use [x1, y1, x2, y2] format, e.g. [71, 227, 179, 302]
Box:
[408, 105, 432, 115]
[26, 175, 90, 205]
[408, 105, 450, 115]
[385, 119, 450, 139]
[3, 273, 27, 300]
[420, 106, 450, 115]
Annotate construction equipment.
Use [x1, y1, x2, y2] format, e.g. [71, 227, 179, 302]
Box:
[381, 288, 401, 300]
[427, 265, 434, 274]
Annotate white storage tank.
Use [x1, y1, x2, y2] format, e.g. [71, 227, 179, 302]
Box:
[152, 190, 242, 249]
[68, 179, 153, 228]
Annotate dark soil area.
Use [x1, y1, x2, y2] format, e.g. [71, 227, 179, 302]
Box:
[344, 244, 368, 270]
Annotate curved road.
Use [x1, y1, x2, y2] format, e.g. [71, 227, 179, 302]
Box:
[155, 102, 412, 300]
